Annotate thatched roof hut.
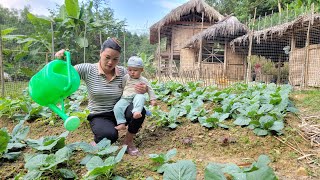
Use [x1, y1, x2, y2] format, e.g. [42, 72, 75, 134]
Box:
[149, 0, 224, 44]
[184, 16, 248, 47]
[231, 14, 320, 46]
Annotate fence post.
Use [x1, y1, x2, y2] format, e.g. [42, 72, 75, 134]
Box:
[0, 27, 4, 97]
[246, 8, 257, 83]
[51, 21, 55, 60]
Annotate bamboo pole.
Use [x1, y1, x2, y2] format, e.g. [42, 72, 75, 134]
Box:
[157, 28, 161, 80]
[51, 21, 54, 60]
[287, 4, 289, 22]
[278, 0, 282, 15]
[169, 27, 174, 77]
[277, 58, 281, 84]
[223, 40, 227, 77]
[302, 4, 314, 88]
[246, 8, 257, 83]
[45, 52, 48, 64]
[197, 12, 204, 78]
[99, 31, 102, 47]
[123, 27, 126, 64]
[271, 10, 274, 26]
[0, 27, 4, 97]
[83, 23, 87, 63]
[264, 12, 267, 29]
[289, 30, 295, 86]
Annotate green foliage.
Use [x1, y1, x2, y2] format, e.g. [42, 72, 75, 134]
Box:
[152, 81, 297, 136]
[163, 160, 197, 180]
[0, 128, 10, 155]
[149, 148, 177, 173]
[1, 84, 88, 125]
[204, 155, 278, 180]
[205, 0, 320, 26]
[65, 0, 80, 19]
[23, 146, 76, 179]
[83, 146, 127, 179]
[138, 52, 156, 78]
[68, 138, 120, 165]
[26, 131, 68, 151]
[1, 121, 29, 160]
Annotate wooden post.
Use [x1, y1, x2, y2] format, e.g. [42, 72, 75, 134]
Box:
[264, 12, 267, 29]
[197, 12, 204, 78]
[246, 8, 257, 83]
[287, 4, 289, 22]
[83, 23, 87, 63]
[169, 27, 174, 77]
[157, 28, 161, 79]
[123, 27, 126, 65]
[51, 21, 54, 60]
[223, 40, 227, 77]
[271, 10, 274, 27]
[45, 52, 48, 64]
[0, 27, 4, 97]
[277, 58, 281, 84]
[289, 30, 295, 86]
[302, 4, 314, 88]
[99, 31, 102, 47]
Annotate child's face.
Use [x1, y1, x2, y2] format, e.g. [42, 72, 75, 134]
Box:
[127, 67, 143, 79]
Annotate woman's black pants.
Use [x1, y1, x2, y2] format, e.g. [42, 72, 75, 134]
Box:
[87, 103, 145, 143]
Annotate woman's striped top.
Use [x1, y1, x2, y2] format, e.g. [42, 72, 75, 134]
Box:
[75, 63, 127, 113]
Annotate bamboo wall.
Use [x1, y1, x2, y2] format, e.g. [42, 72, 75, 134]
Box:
[202, 63, 224, 77]
[289, 44, 320, 87]
[180, 48, 196, 70]
[306, 44, 320, 87]
[171, 25, 208, 52]
[226, 46, 245, 80]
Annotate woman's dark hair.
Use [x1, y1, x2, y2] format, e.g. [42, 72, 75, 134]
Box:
[101, 37, 122, 53]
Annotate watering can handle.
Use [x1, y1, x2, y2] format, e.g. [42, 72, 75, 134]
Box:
[64, 51, 72, 91]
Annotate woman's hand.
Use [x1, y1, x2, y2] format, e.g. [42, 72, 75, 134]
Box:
[55, 49, 65, 59]
[134, 82, 147, 94]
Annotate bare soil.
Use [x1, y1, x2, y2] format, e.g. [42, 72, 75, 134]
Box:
[0, 95, 319, 180]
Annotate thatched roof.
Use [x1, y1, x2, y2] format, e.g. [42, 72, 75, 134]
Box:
[149, 0, 224, 44]
[184, 16, 248, 47]
[231, 14, 320, 46]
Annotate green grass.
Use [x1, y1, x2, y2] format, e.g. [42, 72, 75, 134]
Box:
[294, 90, 320, 111]
[0, 81, 28, 97]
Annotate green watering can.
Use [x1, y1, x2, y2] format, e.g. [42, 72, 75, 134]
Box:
[29, 51, 81, 131]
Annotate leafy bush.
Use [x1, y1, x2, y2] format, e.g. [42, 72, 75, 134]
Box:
[1, 121, 29, 160]
[152, 81, 297, 136]
[26, 131, 68, 152]
[23, 146, 76, 179]
[149, 148, 177, 173]
[68, 138, 121, 165]
[205, 155, 278, 180]
[83, 146, 127, 179]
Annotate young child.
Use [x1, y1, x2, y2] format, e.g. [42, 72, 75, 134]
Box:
[114, 56, 157, 131]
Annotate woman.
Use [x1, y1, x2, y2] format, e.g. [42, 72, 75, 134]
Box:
[55, 37, 147, 156]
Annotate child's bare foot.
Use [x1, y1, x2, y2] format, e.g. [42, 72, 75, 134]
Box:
[115, 124, 126, 131]
[133, 112, 142, 119]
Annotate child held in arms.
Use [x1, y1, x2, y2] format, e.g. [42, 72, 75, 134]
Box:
[114, 56, 157, 130]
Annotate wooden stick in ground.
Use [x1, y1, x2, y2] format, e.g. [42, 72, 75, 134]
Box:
[274, 136, 304, 155]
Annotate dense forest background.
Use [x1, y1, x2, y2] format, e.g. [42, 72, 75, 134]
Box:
[0, 0, 319, 79]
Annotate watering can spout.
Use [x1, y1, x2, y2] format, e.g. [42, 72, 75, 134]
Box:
[48, 104, 80, 131]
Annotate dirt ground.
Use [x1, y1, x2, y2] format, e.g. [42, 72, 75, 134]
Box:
[0, 94, 319, 180]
